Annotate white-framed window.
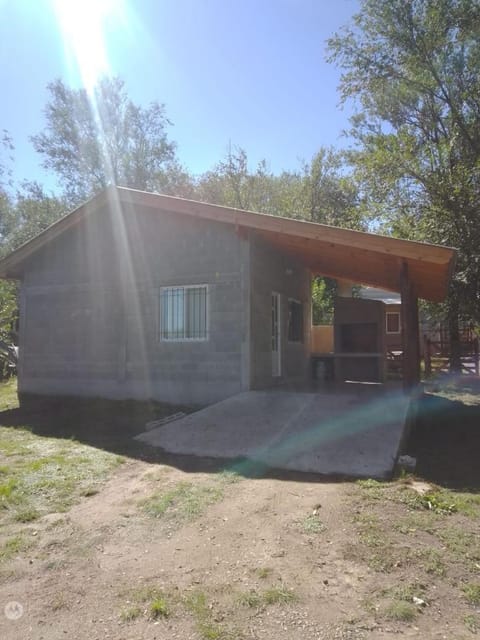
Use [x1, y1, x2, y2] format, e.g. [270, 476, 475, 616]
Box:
[386, 311, 401, 334]
[288, 298, 304, 343]
[160, 285, 208, 341]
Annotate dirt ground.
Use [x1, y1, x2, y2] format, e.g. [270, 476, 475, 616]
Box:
[0, 387, 479, 639]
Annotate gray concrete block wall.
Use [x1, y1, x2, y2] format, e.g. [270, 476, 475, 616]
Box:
[249, 234, 311, 389]
[18, 203, 249, 406]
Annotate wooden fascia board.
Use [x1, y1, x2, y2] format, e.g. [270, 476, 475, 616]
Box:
[119, 187, 455, 266]
[0, 185, 457, 302]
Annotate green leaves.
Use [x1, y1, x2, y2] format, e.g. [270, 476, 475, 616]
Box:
[328, 0, 480, 321]
[31, 76, 178, 205]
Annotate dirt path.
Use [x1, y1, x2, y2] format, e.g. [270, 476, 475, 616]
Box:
[0, 459, 474, 639]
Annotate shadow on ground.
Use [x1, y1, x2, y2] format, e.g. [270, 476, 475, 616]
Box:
[405, 393, 480, 490]
[1, 391, 478, 488]
[0, 397, 333, 483]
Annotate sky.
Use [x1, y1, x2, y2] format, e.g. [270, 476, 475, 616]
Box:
[0, 0, 359, 192]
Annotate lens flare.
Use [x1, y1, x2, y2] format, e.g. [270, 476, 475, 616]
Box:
[51, 0, 126, 93]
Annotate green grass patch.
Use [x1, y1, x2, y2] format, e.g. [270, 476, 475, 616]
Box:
[414, 547, 446, 576]
[216, 469, 242, 484]
[238, 590, 263, 608]
[0, 535, 31, 563]
[141, 481, 224, 524]
[463, 584, 480, 605]
[383, 600, 417, 622]
[149, 597, 169, 619]
[438, 528, 480, 564]
[349, 512, 405, 573]
[121, 584, 172, 623]
[263, 585, 298, 605]
[300, 513, 326, 534]
[0, 378, 18, 411]
[184, 589, 238, 640]
[197, 621, 225, 640]
[0, 420, 122, 526]
[238, 585, 297, 608]
[465, 614, 480, 634]
[357, 477, 480, 518]
[387, 582, 427, 602]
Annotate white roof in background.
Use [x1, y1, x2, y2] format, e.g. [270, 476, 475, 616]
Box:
[359, 287, 401, 305]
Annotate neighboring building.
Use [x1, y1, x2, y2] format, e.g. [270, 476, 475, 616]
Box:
[359, 287, 403, 353]
[0, 187, 456, 404]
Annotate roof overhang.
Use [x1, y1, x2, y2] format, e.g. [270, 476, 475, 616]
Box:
[0, 186, 456, 302]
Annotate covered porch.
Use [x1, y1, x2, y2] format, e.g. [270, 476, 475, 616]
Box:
[247, 217, 456, 390]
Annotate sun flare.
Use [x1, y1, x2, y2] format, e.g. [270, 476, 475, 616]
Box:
[51, 0, 127, 92]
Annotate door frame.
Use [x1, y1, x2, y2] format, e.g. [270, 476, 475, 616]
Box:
[271, 292, 282, 377]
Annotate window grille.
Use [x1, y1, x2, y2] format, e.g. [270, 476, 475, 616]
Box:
[160, 285, 208, 341]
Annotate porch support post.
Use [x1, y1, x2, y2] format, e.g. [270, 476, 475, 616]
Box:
[400, 261, 420, 390]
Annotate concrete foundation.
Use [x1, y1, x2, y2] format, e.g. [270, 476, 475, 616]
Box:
[136, 385, 411, 478]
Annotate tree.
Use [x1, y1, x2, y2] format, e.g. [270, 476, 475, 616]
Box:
[195, 145, 363, 227]
[297, 149, 365, 229]
[196, 146, 277, 212]
[328, 0, 480, 366]
[32, 77, 179, 204]
[0, 130, 14, 246]
[4, 182, 65, 251]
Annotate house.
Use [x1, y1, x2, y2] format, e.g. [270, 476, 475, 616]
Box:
[0, 186, 456, 405]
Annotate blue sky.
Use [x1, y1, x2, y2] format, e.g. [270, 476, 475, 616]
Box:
[0, 0, 358, 192]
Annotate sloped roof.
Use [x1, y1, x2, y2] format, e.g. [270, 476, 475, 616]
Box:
[0, 186, 456, 302]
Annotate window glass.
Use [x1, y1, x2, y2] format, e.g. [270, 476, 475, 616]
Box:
[161, 286, 207, 340]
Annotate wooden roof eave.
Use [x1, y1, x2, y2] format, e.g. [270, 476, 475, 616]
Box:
[0, 186, 456, 303]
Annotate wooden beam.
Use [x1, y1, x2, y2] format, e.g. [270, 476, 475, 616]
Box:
[400, 262, 421, 390]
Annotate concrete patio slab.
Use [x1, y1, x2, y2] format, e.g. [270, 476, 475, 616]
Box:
[135, 385, 411, 478]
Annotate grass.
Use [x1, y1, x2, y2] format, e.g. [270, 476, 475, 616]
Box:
[369, 582, 426, 623]
[238, 584, 297, 608]
[120, 606, 142, 622]
[197, 622, 225, 640]
[388, 582, 427, 603]
[465, 614, 480, 633]
[183, 589, 241, 640]
[348, 512, 402, 572]
[383, 600, 417, 622]
[263, 585, 298, 605]
[357, 477, 480, 518]
[0, 378, 18, 411]
[414, 547, 446, 576]
[256, 566, 272, 579]
[149, 597, 170, 619]
[120, 584, 172, 623]
[0, 535, 31, 563]
[0, 380, 123, 527]
[300, 513, 325, 534]
[237, 590, 263, 608]
[438, 527, 480, 564]
[141, 481, 224, 524]
[184, 590, 224, 639]
[463, 584, 480, 605]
